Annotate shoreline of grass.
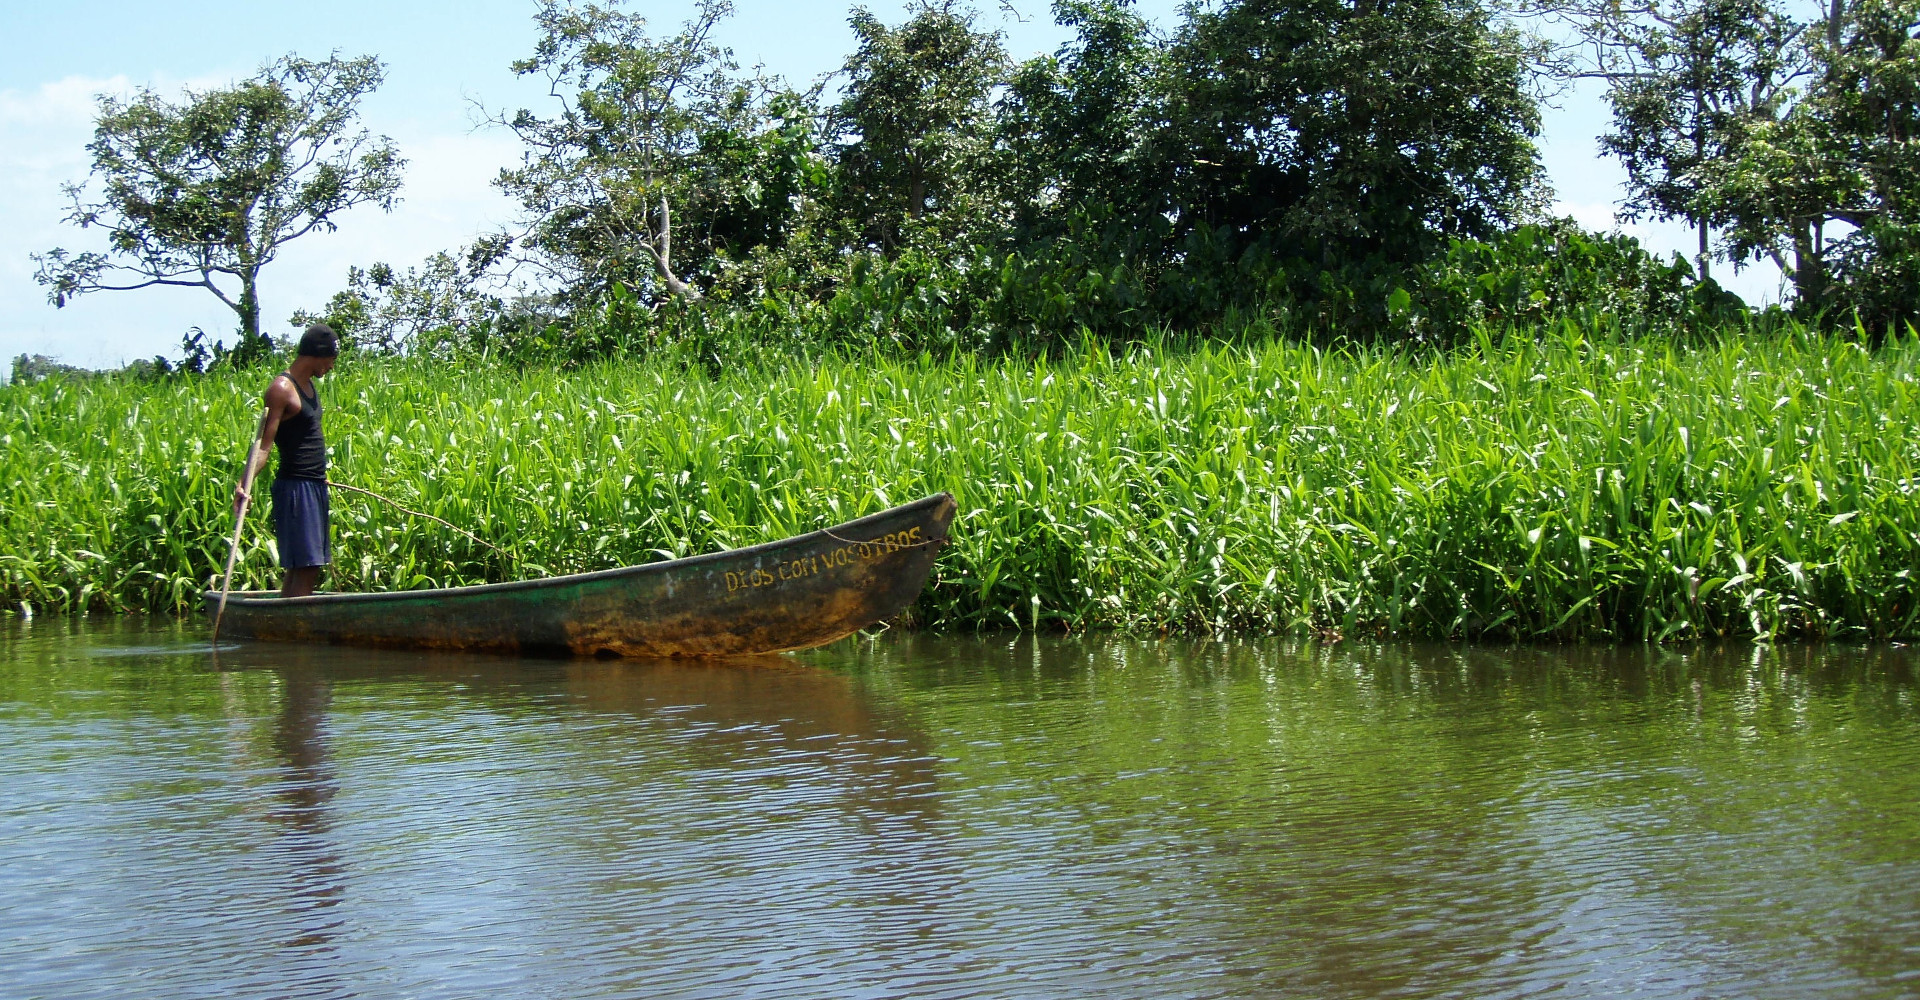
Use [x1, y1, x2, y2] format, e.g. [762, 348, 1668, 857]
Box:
[3, 324, 1916, 640]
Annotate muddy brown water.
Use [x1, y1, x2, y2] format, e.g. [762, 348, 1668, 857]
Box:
[3, 618, 1918, 999]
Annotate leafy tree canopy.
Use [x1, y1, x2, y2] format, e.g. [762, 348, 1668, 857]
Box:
[832, 1, 1010, 250]
[34, 54, 403, 359]
[1154, 0, 1546, 262]
[494, 0, 826, 305]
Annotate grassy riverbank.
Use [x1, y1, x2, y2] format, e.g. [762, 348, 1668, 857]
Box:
[3, 324, 1917, 639]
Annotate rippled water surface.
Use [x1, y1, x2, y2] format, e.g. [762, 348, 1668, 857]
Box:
[4, 620, 1920, 998]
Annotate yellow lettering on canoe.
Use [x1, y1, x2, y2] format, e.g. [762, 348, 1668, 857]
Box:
[726, 525, 930, 593]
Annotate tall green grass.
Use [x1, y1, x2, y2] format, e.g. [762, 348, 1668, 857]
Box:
[3, 321, 1917, 639]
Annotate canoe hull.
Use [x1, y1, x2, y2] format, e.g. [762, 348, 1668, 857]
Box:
[204, 494, 957, 657]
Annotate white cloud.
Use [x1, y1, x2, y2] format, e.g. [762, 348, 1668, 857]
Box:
[1550, 199, 1786, 307]
[0, 75, 122, 128]
[268, 129, 524, 321]
[0, 78, 114, 202]
[1553, 200, 1623, 235]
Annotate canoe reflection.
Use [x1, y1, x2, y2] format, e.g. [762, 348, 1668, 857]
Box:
[560, 658, 944, 827]
[206, 643, 980, 987]
[225, 645, 946, 836]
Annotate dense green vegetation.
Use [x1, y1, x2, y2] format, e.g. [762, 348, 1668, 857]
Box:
[15, 2, 1918, 645]
[5, 323, 1915, 639]
[43, 0, 1896, 365]
[296, 0, 1912, 356]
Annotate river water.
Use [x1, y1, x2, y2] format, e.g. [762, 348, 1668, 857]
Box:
[3, 619, 1918, 999]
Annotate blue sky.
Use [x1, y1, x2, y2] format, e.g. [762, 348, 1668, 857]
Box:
[0, 0, 1785, 371]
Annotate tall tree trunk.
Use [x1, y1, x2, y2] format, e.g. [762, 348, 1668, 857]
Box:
[1693, 93, 1710, 281]
[239, 280, 260, 343]
[908, 176, 927, 219]
[1791, 218, 1826, 309]
[236, 272, 269, 365]
[1697, 214, 1711, 281]
[647, 196, 702, 303]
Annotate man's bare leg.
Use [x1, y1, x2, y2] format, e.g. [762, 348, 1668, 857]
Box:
[282, 567, 322, 598]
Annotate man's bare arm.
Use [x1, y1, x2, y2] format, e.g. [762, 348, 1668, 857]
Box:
[232, 377, 301, 514]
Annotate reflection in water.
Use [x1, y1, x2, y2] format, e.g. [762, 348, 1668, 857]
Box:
[560, 658, 945, 828]
[261, 666, 345, 953]
[812, 635, 1920, 999]
[1, 621, 1918, 1000]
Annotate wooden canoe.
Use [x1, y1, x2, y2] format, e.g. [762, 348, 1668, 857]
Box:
[203, 493, 957, 657]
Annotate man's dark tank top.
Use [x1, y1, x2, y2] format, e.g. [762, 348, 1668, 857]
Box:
[273, 373, 326, 481]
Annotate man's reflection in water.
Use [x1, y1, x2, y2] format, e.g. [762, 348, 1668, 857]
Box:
[265, 666, 346, 953]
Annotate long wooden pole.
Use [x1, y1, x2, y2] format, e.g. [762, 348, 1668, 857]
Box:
[212, 409, 269, 643]
[326, 480, 504, 556]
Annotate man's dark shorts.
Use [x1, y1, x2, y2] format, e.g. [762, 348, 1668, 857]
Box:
[271, 477, 331, 569]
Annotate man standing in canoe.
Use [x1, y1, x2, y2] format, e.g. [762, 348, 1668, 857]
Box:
[232, 324, 338, 597]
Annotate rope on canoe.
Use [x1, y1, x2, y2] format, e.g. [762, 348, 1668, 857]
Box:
[327, 480, 506, 557]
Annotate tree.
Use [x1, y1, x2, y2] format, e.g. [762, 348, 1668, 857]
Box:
[33, 54, 404, 358]
[1547, 0, 1808, 280]
[833, 1, 1010, 251]
[9, 355, 90, 386]
[1541, 0, 1920, 312]
[1700, 0, 1920, 314]
[1806, 0, 1920, 324]
[997, 0, 1160, 234]
[495, 0, 816, 305]
[1151, 0, 1545, 264]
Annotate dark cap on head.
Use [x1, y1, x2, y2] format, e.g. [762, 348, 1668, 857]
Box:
[297, 323, 339, 358]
